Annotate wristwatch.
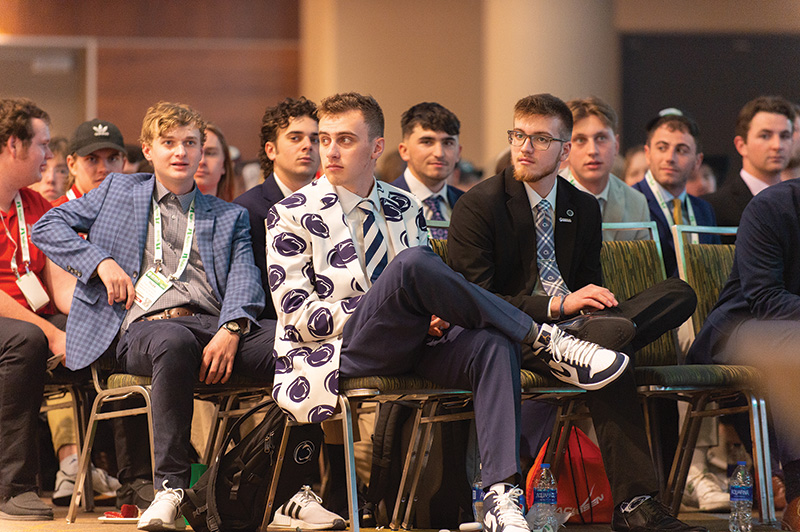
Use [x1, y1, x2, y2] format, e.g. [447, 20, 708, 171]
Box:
[222, 321, 244, 337]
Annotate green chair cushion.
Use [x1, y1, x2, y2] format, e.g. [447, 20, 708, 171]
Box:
[634, 364, 763, 387]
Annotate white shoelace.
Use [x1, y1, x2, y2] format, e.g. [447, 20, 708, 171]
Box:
[492, 486, 528, 528]
[297, 485, 324, 506]
[152, 479, 184, 507]
[550, 327, 598, 368]
[620, 494, 652, 513]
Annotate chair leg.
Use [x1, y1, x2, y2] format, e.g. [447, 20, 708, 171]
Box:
[666, 394, 710, 515]
[260, 419, 292, 532]
[390, 404, 426, 529]
[749, 392, 776, 524]
[339, 395, 361, 532]
[66, 392, 103, 523]
[402, 401, 440, 529]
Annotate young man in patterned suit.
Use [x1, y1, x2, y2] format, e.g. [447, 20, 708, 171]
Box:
[33, 102, 278, 531]
[266, 92, 634, 532]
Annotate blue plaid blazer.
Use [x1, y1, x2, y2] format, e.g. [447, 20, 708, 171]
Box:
[31, 172, 265, 370]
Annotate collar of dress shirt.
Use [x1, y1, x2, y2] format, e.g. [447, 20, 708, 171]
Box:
[403, 167, 449, 208]
[155, 179, 196, 212]
[562, 167, 611, 204]
[337, 176, 382, 216]
[739, 168, 772, 197]
[272, 172, 295, 199]
[651, 176, 687, 204]
[523, 178, 559, 213]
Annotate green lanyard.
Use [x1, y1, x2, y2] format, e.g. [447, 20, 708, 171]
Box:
[151, 197, 195, 281]
[644, 171, 699, 244]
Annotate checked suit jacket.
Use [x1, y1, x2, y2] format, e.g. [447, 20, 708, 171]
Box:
[266, 175, 427, 422]
[448, 167, 603, 326]
[31, 172, 265, 370]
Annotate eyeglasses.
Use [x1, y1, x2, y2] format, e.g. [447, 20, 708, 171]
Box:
[507, 130, 568, 150]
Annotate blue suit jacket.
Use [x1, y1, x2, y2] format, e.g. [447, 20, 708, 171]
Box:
[688, 180, 800, 364]
[632, 179, 719, 277]
[32, 172, 265, 370]
[233, 173, 285, 319]
[390, 174, 464, 211]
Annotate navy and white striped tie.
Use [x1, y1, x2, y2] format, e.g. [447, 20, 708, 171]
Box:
[360, 200, 388, 284]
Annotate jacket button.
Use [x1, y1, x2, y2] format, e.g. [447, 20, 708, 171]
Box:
[132, 271, 138, 279]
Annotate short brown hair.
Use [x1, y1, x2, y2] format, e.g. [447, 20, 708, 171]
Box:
[513, 94, 573, 138]
[646, 113, 702, 153]
[735, 95, 796, 140]
[567, 96, 618, 133]
[319, 92, 384, 140]
[401, 102, 460, 138]
[140, 101, 206, 147]
[259, 97, 318, 175]
[0, 98, 50, 155]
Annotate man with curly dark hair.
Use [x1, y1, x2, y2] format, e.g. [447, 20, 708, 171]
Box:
[234, 97, 320, 318]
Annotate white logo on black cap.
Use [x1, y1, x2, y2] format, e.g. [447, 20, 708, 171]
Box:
[92, 124, 109, 137]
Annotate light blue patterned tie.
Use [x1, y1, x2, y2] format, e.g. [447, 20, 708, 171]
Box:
[360, 200, 388, 284]
[422, 195, 448, 240]
[534, 199, 569, 297]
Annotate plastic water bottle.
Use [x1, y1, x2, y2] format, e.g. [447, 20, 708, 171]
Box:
[729, 460, 752, 532]
[531, 463, 558, 532]
[472, 466, 484, 524]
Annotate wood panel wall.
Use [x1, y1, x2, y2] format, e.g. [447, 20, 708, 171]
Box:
[0, 0, 300, 160]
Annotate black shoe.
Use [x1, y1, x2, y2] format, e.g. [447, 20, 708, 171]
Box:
[612, 495, 708, 532]
[557, 313, 635, 351]
[0, 492, 54, 521]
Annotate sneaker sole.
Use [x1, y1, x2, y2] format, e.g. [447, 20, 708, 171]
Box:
[550, 353, 629, 391]
[269, 513, 347, 530]
[137, 518, 179, 531]
[0, 510, 54, 521]
[563, 315, 636, 351]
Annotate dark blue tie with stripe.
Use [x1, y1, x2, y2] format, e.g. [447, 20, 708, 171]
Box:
[360, 199, 388, 284]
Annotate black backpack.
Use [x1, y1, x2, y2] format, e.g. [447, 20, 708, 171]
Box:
[181, 399, 323, 532]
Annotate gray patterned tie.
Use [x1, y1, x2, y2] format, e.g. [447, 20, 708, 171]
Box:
[534, 199, 569, 296]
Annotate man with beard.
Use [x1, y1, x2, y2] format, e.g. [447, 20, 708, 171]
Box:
[449, 93, 702, 532]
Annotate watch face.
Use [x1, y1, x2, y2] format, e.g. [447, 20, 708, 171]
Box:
[225, 321, 241, 333]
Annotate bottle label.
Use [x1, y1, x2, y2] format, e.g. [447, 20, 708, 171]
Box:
[472, 486, 484, 504]
[533, 487, 557, 505]
[730, 486, 752, 502]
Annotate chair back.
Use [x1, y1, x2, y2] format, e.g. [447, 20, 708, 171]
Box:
[672, 225, 737, 341]
[600, 222, 676, 366]
[429, 238, 448, 262]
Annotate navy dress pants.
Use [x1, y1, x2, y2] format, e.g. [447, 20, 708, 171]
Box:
[339, 246, 534, 487]
[116, 314, 276, 488]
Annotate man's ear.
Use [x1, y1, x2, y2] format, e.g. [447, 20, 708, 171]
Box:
[371, 137, 385, 160]
[142, 142, 153, 162]
[265, 142, 277, 162]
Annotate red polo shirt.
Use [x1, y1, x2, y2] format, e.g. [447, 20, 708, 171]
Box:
[1, 188, 54, 313]
[51, 184, 82, 207]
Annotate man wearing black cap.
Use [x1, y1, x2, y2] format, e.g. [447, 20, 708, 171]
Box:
[632, 109, 719, 277]
[52, 118, 126, 206]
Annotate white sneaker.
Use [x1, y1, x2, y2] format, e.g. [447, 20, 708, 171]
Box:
[685, 473, 729, 512]
[534, 324, 629, 390]
[137, 480, 184, 531]
[483, 484, 530, 532]
[51, 455, 122, 506]
[269, 485, 346, 530]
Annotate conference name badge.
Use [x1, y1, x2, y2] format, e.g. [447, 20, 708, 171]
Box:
[16, 271, 51, 312]
[134, 268, 173, 311]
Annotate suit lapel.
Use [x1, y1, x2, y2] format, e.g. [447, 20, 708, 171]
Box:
[504, 171, 537, 283]
[194, 193, 220, 297]
[554, 178, 578, 282]
[314, 178, 370, 291]
[133, 178, 154, 263]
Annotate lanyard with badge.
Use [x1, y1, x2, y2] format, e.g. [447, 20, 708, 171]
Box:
[644, 170, 699, 244]
[1, 192, 51, 311]
[133, 197, 195, 311]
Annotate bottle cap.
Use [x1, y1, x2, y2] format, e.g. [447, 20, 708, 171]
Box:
[738, 460, 747, 465]
[541, 463, 550, 468]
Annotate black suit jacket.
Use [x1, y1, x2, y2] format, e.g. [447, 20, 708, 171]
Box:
[688, 180, 800, 364]
[233, 173, 285, 319]
[448, 167, 602, 324]
[703, 173, 753, 244]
